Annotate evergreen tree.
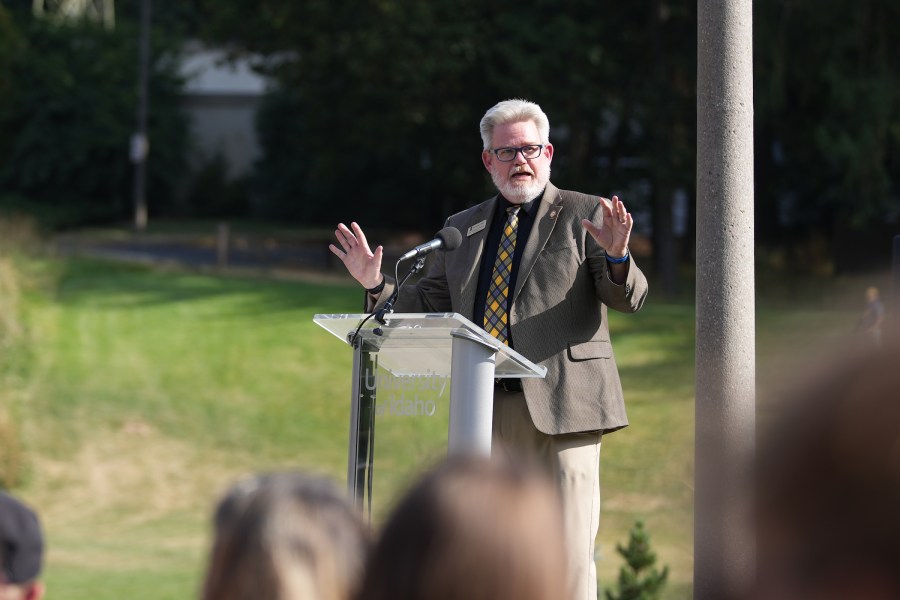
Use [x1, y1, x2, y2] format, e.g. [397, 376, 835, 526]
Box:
[605, 520, 669, 600]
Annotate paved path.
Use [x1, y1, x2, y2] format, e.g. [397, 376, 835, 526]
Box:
[53, 231, 410, 284]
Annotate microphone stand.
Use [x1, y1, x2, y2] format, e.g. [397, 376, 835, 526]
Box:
[349, 226, 459, 342]
[349, 254, 425, 521]
[347, 254, 427, 345]
[374, 255, 426, 329]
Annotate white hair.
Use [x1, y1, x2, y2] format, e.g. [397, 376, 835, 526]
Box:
[479, 99, 551, 150]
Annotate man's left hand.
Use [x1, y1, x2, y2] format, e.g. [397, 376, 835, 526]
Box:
[581, 195, 632, 259]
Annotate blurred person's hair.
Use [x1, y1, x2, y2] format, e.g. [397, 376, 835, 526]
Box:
[360, 454, 567, 600]
[0, 491, 45, 600]
[201, 471, 370, 600]
[756, 334, 900, 599]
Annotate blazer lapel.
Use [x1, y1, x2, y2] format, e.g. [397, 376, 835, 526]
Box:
[512, 183, 563, 304]
[457, 197, 498, 321]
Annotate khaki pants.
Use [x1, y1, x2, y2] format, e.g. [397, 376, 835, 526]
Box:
[492, 388, 602, 600]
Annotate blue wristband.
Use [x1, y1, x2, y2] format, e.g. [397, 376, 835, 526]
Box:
[606, 251, 629, 264]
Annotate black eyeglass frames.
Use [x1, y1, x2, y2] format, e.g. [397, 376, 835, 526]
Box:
[490, 144, 544, 162]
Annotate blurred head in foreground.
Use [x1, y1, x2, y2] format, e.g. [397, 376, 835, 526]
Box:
[201, 471, 370, 600]
[361, 455, 567, 600]
[0, 491, 45, 600]
[756, 335, 900, 599]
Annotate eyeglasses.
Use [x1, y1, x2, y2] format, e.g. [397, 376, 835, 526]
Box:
[490, 144, 544, 162]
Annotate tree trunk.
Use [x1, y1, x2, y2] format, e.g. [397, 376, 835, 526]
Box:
[652, 182, 679, 298]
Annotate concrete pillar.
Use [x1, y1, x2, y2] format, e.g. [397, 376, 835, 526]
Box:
[695, 1, 755, 598]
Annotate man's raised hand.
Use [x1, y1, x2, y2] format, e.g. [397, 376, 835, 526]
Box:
[329, 222, 384, 289]
[581, 195, 632, 259]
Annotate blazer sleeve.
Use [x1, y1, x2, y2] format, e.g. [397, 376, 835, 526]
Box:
[583, 201, 649, 314]
[366, 233, 453, 314]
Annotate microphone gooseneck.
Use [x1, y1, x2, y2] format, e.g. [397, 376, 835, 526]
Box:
[350, 227, 461, 342]
[374, 227, 463, 326]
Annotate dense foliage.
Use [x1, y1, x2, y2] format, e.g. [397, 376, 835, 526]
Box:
[0, 0, 897, 270]
[754, 0, 899, 269]
[0, 5, 188, 228]
[196, 0, 699, 289]
[197, 0, 897, 272]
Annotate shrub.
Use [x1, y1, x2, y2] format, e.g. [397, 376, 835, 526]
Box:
[0, 214, 39, 488]
[0, 13, 188, 228]
[0, 407, 25, 489]
[605, 520, 669, 600]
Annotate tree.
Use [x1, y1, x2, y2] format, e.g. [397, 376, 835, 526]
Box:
[0, 5, 25, 165]
[0, 9, 189, 227]
[196, 0, 697, 240]
[195, 0, 898, 274]
[605, 520, 669, 600]
[755, 0, 899, 271]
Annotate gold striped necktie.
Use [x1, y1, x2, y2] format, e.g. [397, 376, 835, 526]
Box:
[484, 206, 521, 344]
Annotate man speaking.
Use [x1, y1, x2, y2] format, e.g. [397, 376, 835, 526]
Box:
[330, 98, 648, 599]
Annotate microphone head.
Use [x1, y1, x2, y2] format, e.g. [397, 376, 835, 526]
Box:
[436, 227, 462, 251]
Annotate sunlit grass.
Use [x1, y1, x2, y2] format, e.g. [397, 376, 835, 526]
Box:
[4, 256, 879, 600]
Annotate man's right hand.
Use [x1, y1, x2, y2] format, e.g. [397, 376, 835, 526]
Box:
[329, 222, 384, 290]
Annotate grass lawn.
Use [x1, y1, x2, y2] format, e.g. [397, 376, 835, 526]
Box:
[1, 255, 885, 600]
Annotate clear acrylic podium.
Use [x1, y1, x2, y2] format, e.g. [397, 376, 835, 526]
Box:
[313, 312, 546, 508]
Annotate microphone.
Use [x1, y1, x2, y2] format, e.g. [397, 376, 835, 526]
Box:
[373, 226, 462, 329]
[398, 227, 462, 261]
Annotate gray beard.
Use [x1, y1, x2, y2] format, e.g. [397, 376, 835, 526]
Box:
[492, 167, 551, 204]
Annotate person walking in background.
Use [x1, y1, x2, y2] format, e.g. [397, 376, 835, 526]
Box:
[360, 455, 568, 600]
[0, 491, 45, 600]
[855, 286, 885, 347]
[331, 98, 648, 599]
[201, 471, 370, 600]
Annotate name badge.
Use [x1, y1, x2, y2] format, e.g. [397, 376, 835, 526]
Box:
[467, 220, 487, 236]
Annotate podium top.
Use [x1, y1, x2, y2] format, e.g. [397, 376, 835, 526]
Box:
[313, 312, 547, 379]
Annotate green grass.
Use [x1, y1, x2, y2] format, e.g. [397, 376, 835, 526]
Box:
[2, 255, 886, 600]
[598, 303, 696, 594]
[9, 259, 364, 599]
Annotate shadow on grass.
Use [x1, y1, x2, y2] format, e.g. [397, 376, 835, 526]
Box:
[51, 258, 362, 318]
[608, 302, 696, 398]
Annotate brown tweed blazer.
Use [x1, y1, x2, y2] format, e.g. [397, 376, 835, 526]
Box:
[374, 182, 649, 435]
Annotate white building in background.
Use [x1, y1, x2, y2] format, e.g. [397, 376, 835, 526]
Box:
[33, 0, 115, 28]
[179, 44, 270, 180]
